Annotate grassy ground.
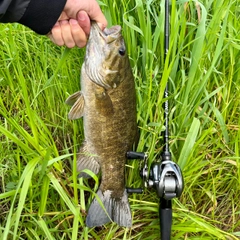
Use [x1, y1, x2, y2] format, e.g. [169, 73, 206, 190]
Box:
[0, 0, 240, 239]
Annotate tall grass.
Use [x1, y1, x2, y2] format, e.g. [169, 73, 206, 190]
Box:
[0, 0, 240, 239]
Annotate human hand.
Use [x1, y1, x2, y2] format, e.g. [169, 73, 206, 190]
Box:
[48, 10, 91, 48]
[48, 0, 107, 48]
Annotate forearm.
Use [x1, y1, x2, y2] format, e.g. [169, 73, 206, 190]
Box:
[0, 0, 66, 34]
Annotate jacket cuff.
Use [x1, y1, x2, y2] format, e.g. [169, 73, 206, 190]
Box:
[18, 0, 67, 35]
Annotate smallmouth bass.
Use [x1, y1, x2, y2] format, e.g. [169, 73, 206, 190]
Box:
[66, 22, 137, 227]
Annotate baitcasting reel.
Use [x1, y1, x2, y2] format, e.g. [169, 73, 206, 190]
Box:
[126, 151, 183, 200]
[126, 151, 184, 240]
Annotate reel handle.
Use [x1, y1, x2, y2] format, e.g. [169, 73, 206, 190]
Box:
[126, 151, 146, 160]
[126, 151, 147, 194]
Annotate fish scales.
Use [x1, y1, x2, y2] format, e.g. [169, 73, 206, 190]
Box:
[84, 69, 135, 194]
[66, 22, 137, 227]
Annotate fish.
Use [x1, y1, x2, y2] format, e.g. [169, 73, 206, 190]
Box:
[65, 22, 137, 227]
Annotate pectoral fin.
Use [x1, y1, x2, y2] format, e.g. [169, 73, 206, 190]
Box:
[65, 91, 82, 106]
[66, 92, 85, 120]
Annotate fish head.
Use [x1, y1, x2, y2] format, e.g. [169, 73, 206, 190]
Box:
[85, 22, 130, 89]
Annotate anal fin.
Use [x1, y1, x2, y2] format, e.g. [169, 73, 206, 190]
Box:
[77, 141, 100, 178]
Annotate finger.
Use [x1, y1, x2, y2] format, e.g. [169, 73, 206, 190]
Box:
[60, 20, 75, 48]
[64, 0, 108, 29]
[69, 19, 88, 48]
[77, 10, 91, 36]
[85, 0, 108, 29]
[58, 12, 68, 21]
[50, 22, 64, 46]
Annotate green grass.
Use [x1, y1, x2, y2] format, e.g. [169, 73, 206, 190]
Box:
[0, 0, 240, 239]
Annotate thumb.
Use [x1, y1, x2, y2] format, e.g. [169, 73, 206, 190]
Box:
[64, 0, 107, 29]
[85, 1, 108, 29]
[77, 11, 91, 35]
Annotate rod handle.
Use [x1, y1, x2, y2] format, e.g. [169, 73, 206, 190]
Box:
[160, 199, 172, 240]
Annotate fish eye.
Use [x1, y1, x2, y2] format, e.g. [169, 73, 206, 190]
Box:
[118, 48, 125, 56]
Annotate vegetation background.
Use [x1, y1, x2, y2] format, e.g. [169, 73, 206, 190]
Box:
[0, 0, 240, 239]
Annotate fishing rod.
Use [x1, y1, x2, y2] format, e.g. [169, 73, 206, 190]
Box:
[127, 0, 183, 239]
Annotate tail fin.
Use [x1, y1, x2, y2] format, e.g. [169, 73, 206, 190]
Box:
[86, 189, 132, 228]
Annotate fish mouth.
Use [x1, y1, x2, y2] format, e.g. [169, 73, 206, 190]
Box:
[102, 25, 121, 36]
[91, 22, 121, 43]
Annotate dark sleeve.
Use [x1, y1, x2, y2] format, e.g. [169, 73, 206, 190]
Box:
[0, 0, 67, 34]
